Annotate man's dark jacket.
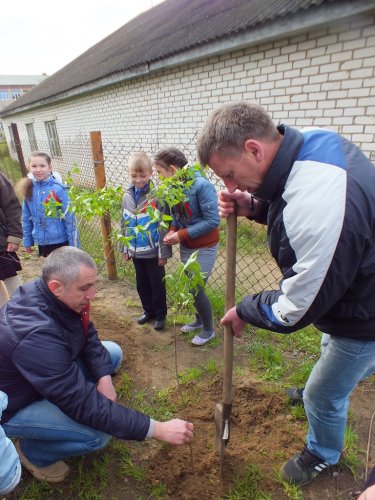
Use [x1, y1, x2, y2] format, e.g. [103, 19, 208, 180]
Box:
[0, 279, 150, 440]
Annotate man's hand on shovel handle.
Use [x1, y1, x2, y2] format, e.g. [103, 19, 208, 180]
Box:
[221, 306, 246, 338]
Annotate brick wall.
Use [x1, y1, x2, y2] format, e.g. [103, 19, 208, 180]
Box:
[3, 13, 375, 174]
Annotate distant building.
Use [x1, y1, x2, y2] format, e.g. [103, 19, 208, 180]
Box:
[0, 75, 48, 133]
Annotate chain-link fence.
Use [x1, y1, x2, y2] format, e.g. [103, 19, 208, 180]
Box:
[3, 133, 282, 314]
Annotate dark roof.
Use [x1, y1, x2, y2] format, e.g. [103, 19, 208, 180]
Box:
[0, 0, 346, 114]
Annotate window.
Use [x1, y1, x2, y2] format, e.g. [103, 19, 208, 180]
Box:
[0, 91, 9, 101]
[12, 90, 21, 99]
[26, 123, 38, 151]
[45, 120, 61, 157]
[8, 126, 15, 152]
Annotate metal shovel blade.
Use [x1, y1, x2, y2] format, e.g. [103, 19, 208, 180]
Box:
[215, 401, 232, 466]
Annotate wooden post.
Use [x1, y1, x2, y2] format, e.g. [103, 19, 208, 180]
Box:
[90, 131, 118, 280]
[10, 123, 27, 177]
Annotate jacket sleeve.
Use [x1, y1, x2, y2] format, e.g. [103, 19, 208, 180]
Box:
[79, 322, 116, 378]
[186, 179, 220, 239]
[59, 186, 80, 247]
[237, 162, 360, 333]
[0, 175, 22, 244]
[22, 200, 34, 247]
[12, 328, 151, 441]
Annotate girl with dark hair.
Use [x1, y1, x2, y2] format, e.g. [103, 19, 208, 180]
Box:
[154, 148, 220, 346]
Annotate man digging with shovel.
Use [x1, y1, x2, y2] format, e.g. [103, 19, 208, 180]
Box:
[197, 101, 375, 487]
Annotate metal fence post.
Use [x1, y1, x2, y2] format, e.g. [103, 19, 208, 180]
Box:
[10, 123, 27, 177]
[90, 131, 118, 280]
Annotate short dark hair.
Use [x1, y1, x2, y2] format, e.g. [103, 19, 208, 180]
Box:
[197, 101, 279, 166]
[154, 148, 188, 170]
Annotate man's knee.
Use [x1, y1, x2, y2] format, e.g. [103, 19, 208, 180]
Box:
[89, 431, 112, 452]
[102, 341, 122, 370]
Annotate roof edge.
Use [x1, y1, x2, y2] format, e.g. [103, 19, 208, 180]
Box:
[1, 0, 374, 119]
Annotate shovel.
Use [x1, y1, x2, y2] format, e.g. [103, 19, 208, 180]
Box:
[215, 209, 237, 471]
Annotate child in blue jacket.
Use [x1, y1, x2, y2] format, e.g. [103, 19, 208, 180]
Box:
[120, 152, 171, 331]
[19, 152, 79, 257]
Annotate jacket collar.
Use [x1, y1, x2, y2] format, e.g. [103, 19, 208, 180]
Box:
[254, 125, 304, 202]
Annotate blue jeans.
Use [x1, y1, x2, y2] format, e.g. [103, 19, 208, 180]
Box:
[3, 341, 122, 467]
[304, 333, 375, 463]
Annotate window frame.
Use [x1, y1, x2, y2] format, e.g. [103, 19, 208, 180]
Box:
[26, 123, 38, 151]
[44, 120, 62, 157]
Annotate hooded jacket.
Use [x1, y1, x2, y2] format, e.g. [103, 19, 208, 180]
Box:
[22, 175, 79, 247]
[0, 279, 150, 440]
[0, 173, 22, 252]
[237, 125, 375, 339]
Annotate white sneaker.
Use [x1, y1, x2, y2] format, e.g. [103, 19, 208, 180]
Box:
[191, 332, 215, 346]
[181, 322, 203, 333]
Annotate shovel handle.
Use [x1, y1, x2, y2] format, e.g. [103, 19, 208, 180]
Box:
[223, 210, 237, 405]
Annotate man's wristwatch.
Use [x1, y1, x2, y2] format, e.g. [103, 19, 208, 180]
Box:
[248, 195, 256, 218]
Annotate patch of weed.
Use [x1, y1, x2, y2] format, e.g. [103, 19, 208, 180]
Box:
[246, 342, 285, 381]
[342, 424, 362, 476]
[225, 462, 271, 499]
[178, 366, 204, 385]
[290, 403, 306, 420]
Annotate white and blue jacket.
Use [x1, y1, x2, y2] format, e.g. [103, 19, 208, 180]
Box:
[0, 391, 21, 495]
[237, 125, 375, 339]
[22, 176, 79, 248]
[120, 183, 171, 259]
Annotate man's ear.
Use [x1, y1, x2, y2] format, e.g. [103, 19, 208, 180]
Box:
[47, 279, 63, 297]
[243, 139, 264, 162]
[169, 165, 178, 174]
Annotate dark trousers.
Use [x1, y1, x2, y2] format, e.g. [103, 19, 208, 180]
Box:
[133, 257, 167, 320]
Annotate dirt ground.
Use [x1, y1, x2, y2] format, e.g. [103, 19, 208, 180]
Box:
[10, 253, 375, 499]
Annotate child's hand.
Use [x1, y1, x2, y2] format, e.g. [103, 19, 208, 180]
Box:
[122, 253, 131, 261]
[25, 247, 34, 254]
[164, 231, 180, 245]
[158, 258, 167, 266]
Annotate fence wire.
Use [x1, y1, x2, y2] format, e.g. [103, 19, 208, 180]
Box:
[5, 136, 282, 310]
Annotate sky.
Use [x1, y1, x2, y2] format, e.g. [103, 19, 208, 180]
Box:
[1, 0, 164, 76]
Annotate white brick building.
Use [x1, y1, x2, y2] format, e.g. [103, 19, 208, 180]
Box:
[1, 0, 374, 179]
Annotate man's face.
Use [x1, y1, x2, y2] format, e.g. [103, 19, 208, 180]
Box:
[208, 147, 265, 193]
[52, 265, 97, 313]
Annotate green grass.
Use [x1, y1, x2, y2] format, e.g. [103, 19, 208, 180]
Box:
[342, 424, 363, 476]
[178, 366, 204, 384]
[116, 372, 176, 421]
[246, 341, 285, 381]
[225, 462, 271, 499]
[219, 218, 269, 257]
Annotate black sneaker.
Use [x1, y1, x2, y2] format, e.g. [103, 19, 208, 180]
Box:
[280, 447, 329, 486]
[286, 387, 304, 405]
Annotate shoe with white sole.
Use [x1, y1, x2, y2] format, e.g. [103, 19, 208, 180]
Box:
[181, 322, 203, 333]
[191, 332, 215, 346]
